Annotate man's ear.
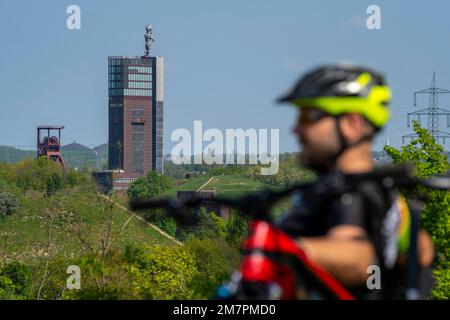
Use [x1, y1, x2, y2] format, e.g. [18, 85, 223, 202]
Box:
[339, 114, 366, 143]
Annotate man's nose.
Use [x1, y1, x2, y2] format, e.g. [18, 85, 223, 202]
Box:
[293, 122, 304, 136]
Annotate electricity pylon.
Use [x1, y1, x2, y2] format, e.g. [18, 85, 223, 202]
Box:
[403, 71, 450, 144]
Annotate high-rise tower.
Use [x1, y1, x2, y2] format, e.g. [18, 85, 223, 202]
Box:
[108, 26, 164, 188]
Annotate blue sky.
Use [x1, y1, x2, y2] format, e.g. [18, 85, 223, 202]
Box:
[1, 0, 450, 153]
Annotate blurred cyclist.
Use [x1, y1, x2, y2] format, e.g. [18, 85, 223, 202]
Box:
[277, 64, 434, 299]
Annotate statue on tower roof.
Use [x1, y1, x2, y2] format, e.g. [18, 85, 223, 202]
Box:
[144, 24, 155, 57]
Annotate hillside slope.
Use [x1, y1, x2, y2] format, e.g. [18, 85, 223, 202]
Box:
[153, 173, 291, 217]
[0, 146, 35, 163]
[0, 188, 178, 265]
[159, 174, 279, 198]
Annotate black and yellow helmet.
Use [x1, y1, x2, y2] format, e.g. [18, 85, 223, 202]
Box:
[277, 64, 391, 129]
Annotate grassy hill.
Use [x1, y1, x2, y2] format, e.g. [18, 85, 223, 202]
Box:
[0, 188, 178, 265]
[152, 173, 291, 218]
[93, 143, 108, 160]
[0, 158, 178, 266]
[0, 146, 35, 163]
[0, 154, 307, 299]
[0, 157, 188, 299]
[159, 174, 279, 197]
[61, 142, 108, 170]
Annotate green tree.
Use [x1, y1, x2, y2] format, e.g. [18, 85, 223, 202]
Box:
[384, 121, 450, 299]
[225, 209, 249, 249]
[127, 172, 176, 236]
[177, 208, 227, 241]
[127, 171, 173, 203]
[184, 237, 240, 299]
[125, 244, 197, 299]
[60, 250, 132, 300]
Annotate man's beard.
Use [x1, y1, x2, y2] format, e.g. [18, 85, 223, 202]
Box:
[299, 141, 338, 174]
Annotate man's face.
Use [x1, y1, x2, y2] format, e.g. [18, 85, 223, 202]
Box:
[292, 107, 340, 172]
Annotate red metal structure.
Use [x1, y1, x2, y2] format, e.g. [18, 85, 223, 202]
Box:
[36, 125, 66, 167]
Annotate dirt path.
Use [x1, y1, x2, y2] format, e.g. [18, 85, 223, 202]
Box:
[196, 176, 216, 191]
[100, 194, 183, 246]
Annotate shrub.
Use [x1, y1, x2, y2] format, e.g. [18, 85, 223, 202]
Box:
[126, 244, 197, 299]
[225, 209, 249, 249]
[0, 262, 31, 298]
[176, 208, 227, 241]
[0, 192, 19, 217]
[144, 209, 177, 237]
[185, 237, 240, 299]
[6, 158, 91, 195]
[127, 171, 173, 203]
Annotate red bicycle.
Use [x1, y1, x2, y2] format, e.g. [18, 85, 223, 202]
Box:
[131, 165, 450, 300]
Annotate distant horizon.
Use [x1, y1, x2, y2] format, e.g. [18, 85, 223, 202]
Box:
[0, 142, 395, 154]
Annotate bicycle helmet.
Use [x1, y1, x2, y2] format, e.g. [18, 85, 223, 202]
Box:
[277, 64, 391, 129]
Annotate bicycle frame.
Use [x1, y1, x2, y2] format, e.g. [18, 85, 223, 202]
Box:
[218, 218, 355, 300]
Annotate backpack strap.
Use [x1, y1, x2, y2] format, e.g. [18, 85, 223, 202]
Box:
[357, 182, 391, 270]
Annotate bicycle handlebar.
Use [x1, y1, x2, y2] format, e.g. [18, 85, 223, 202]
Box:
[130, 164, 450, 222]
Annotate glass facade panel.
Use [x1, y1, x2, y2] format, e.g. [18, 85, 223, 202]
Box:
[128, 66, 152, 73]
[109, 89, 125, 96]
[128, 81, 152, 89]
[108, 105, 123, 169]
[124, 89, 152, 96]
[128, 74, 152, 81]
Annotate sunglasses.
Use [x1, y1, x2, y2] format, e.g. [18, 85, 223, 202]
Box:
[298, 108, 331, 127]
